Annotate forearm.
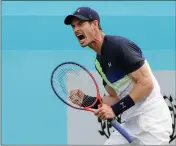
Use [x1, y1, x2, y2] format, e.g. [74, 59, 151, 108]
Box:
[103, 85, 119, 106]
[111, 76, 154, 116]
[102, 95, 119, 106]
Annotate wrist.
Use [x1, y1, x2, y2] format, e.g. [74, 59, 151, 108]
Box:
[111, 95, 135, 116]
[82, 95, 101, 109]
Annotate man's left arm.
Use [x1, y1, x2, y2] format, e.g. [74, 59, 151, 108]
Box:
[94, 41, 155, 120]
[94, 63, 154, 120]
[128, 62, 154, 103]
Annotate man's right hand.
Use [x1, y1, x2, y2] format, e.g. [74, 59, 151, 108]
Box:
[69, 89, 85, 106]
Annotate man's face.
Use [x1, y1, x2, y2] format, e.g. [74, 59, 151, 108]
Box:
[71, 17, 96, 47]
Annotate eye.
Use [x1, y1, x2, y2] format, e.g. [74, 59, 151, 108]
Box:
[78, 21, 85, 26]
[71, 25, 75, 29]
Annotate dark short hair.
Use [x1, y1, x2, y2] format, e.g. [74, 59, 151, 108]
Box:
[88, 20, 102, 31]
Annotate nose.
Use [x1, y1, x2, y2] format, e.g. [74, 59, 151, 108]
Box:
[73, 26, 79, 33]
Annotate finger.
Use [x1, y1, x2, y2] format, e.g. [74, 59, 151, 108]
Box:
[94, 109, 101, 115]
[99, 113, 106, 120]
[97, 110, 105, 118]
[98, 109, 108, 119]
[100, 110, 110, 120]
[70, 94, 76, 101]
[74, 98, 82, 105]
[77, 89, 82, 94]
[96, 108, 103, 116]
[98, 104, 102, 108]
[94, 110, 98, 115]
[70, 95, 78, 104]
[70, 89, 78, 95]
[77, 89, 80, 95]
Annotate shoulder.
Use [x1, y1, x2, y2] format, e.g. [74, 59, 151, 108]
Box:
[106, 35, 140, 47]
[104, 35, 128, 46]
[105, 35, 137, 49]
[109, 35, 144, 57]
[102, 35, 125, 54]
[103, 35, 137, 56]
[104, 35, 145, 74]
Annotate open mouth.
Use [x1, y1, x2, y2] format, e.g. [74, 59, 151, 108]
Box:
[76, 34, 85, 41]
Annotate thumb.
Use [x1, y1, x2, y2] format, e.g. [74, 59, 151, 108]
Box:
[94, 109, 99, 115]
[98, 103, 103, 109]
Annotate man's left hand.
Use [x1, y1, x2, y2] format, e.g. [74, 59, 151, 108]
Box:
[94, 104, 115, 120]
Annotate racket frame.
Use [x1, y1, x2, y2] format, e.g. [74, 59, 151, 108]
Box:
[51, 61, 135, 143]
[51, 61, 102, 112]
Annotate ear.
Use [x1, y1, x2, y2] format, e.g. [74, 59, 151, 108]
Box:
[92, 20, 99, 30]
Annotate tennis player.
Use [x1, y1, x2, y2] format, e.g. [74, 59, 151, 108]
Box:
[64, 7, 172, 145]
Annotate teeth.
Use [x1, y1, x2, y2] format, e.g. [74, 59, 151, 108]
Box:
[77, 34, 82, 37]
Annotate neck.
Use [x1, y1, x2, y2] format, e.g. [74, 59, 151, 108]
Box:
[88, 31, 105, 55]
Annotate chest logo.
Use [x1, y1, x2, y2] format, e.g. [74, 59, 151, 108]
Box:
[108, 62, 112, 67]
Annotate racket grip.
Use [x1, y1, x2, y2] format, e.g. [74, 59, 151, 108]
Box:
[109, 119, 134, 143]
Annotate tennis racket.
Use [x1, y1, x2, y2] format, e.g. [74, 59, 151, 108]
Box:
[50, 61, 136, 144]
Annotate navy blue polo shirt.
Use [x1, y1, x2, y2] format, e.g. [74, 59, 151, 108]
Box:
[95, 35, 145, 87]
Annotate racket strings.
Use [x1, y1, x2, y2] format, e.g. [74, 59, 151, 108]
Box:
[82, 95, 97, 107]
[69, 92, 84, 106]
[52, 64, 97, 108]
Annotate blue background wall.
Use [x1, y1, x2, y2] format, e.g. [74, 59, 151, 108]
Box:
[2, 1, 176, 144]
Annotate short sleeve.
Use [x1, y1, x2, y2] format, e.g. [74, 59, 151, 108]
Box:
[118, 41, 145, 74]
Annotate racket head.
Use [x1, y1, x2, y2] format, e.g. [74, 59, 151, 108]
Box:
[51, 62, 101, 111]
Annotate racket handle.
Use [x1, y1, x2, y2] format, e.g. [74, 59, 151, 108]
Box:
[110, 119, 135, 143]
